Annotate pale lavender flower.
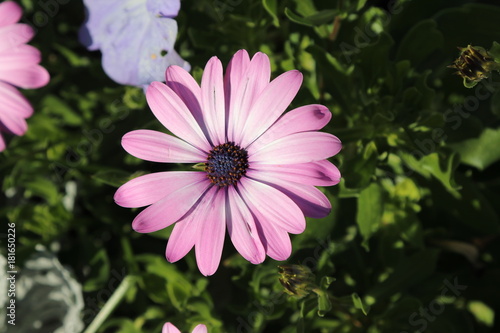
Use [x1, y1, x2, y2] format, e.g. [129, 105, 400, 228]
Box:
[79, 0, 190, 86]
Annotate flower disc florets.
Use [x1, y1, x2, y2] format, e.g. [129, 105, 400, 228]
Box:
[205, 142, 249, 187]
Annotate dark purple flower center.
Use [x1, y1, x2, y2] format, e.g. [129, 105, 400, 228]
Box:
[206, 142, 249, 187]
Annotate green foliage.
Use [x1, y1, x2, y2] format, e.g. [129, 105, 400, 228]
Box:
[356, 182, 384, 249]
[451, 127, 500, 170]
[2, 0, 500, 332]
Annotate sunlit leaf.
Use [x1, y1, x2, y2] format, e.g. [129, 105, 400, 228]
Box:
[356, 182, 384, 250]
[450, 127, 500, 170]
[263, 0, 279, 27]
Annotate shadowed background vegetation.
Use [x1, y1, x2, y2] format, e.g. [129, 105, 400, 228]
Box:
[2, 0, 500, 332]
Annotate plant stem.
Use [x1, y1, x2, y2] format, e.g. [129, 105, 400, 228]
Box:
[83, 275, 136, 333]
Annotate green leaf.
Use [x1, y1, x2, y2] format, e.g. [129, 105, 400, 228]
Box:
[41, 95, 83, 126]
[186, 297, 223, 328]
[402, 87, 421, 107]
[450, 127, 500, 170]
[400, 152, 460, 195]
[263, 0, 279, 27]
[320, 276, 335, 291]
[355, 0, 368, 11]
[136, 255, 195, 308]
[490, 89, 500, 118]
[343, 141, 379, 189]
[300, 297, 319, 319]
[167, 280, 191, 311]
[315, 289, 332, 317]
[284, 8, 313, 26]
[488, 41, 500, 63]
[306, 44, 354, 112]
[140, 274, 170, 305]
[24, 177, 60, 205]
[399, 212, 425, 248]
[292, 0, 317, 17]
[7, 204, 70, 244]
[351, 293, 369, 315]
[53, 43, 90, 67]
[394, 178, 421, 202]
[396, 19, 444, 66]
[301, 10, 336, 26]
[100, 318, 142, 333]
[284, 8, 336, 27]
[467, 301, 495, 327]
[83, 249, 110, 292]
[141, 306, 165, 320]
[356, 182, 384, 250]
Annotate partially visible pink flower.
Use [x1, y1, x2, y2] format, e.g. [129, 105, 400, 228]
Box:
[0, 1, 49, 151]
[115, 50, 341, 276]
[163, 323, 207, 333]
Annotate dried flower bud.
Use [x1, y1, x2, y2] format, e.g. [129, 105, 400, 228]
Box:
[278, 265, 316, 298]
[449, 45, 499, 88]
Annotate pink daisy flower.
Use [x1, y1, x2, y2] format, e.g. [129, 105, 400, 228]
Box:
[162, 323, 207, 333]
[115, 50, 341, 276]
[0, 1, 50, 151]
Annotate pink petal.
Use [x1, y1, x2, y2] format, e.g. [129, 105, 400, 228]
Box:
[165, 65, 212, 144]
[0, 24, 34, 52]
[0, 133, 5, 151]
[146, 82, 211, 152]
[250, 160, 341, 186]
[0, 64, 49, 89]
[226, 186, 265, 264]
[255, 214, 292, 261]
[192, 324, 208, 333]
[162, 323, 181, 333]
[0, 105, 27, 135]
[224, 49, 250, 115]
[247, 170, 332, 218]
[227, 52, 270, 143]
[0, 2, 22, 27]
[238, 177, 305, 234]
[0, 81, 33, 118]
[239, 70, 303, 147]
[131, 178, 210, 233]
[114, 171, 207, 208]
[165, 198, 205, 263]
[195, 187, 226, 276]
[0, 44, 41, 70]
[249, 132, 341, 164]
[250, 104, 332, 151]
[122, 129, 207, 163]
[200, 56, 225, 145]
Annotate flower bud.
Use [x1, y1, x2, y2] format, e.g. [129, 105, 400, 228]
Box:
[278, 265, 316, 298]
[449, 45, 499, 87]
